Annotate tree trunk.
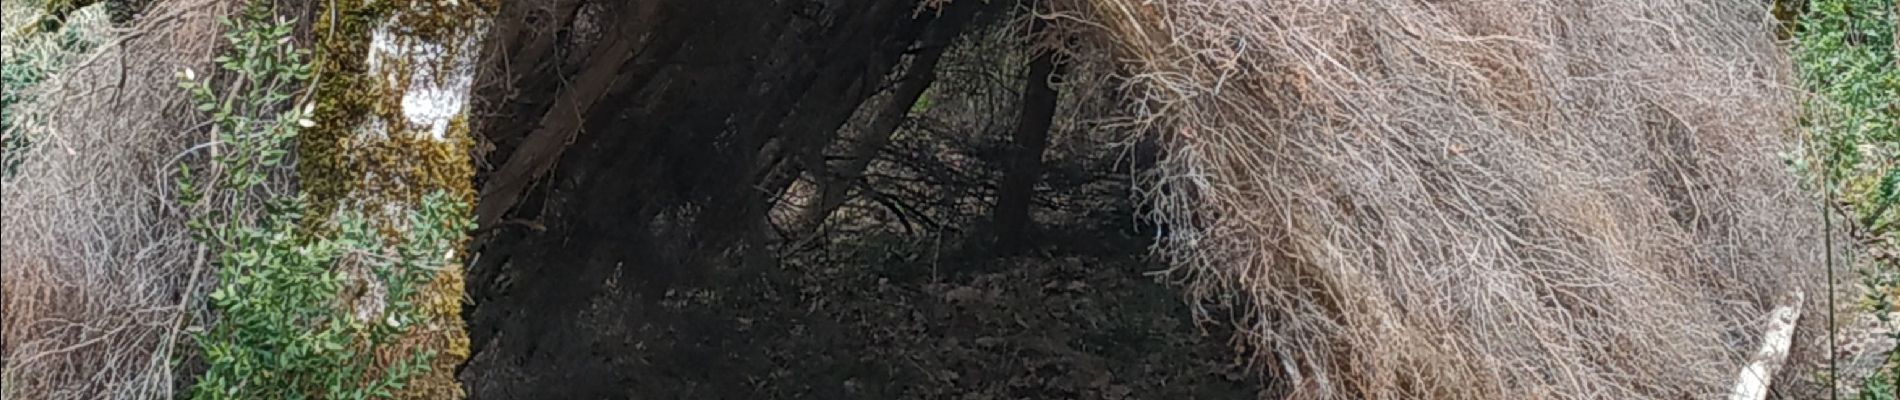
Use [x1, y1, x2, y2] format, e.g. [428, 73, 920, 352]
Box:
[793, 0, 986, 240]
[459, 1, 937, 397]
[298, 0, 496, 398]
[990, 47, 1059, 254]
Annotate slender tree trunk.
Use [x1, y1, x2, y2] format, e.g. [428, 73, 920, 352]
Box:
[461, 2, 937, 397]
[794, 1, 985, 239]
[990, 48, 1059, 254]
[473, 1, 660, 227]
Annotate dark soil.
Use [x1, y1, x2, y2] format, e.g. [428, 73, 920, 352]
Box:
[464, 235, 1260, 399]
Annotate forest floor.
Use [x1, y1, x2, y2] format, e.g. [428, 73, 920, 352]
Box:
[629, 237, 1263, 399]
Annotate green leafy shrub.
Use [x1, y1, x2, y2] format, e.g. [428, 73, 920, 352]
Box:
[1, 55, 46, 175]
[185, 194, 468, 400]
[176, 2, 470, 399]
[1795, 0, 1899, 396]
[2, 5, 97, 176]
[1799, 0, 1898, 199]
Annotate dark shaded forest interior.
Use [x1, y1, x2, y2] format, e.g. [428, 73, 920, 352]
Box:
[456, 0, 1255, 398]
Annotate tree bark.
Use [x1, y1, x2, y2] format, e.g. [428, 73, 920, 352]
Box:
[990, 47, 1059, 254]
[472, 1, 663, 228]
[793, 0, 986, 239]
[298, 0, 497, 398]
[459, 1, 937, 397]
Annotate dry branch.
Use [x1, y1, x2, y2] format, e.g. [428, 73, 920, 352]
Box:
[2, 1, 230, 398]
[1730, 289, 1803, 400]
[1053, 0, 1826, 398]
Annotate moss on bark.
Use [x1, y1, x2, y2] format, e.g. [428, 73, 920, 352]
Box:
[302, 0, 495, 397]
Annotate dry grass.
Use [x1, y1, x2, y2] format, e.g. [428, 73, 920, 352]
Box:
[1, 0, 231, 398]
[1051, 0, 1825, 398]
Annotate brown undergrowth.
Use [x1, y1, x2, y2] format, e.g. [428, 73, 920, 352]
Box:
[1, 0, 231, 399]
[1052, 0, 1827, 398]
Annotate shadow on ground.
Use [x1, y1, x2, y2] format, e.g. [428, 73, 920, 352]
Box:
[464, 233, 1261, 399]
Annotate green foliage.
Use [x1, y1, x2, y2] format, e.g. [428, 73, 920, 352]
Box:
[1, 16, 96, 176]
[1868, 365, 1900, 400]
[1799, 0, 1899, 202]
[186, 194, 469, 400]
[909, 92, 934, 115]
[177, 2, 471, 399]
[174, 7, 310, 192]
[1, 58, 45, 176]
[1797, 0, 1900, 394]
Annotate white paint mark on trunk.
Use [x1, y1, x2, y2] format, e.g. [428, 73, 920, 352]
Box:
[364, 18, 483, 140]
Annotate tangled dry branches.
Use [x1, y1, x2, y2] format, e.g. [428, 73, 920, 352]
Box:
[1054, 0, 1825, 398]
[2, 1, 231, 398]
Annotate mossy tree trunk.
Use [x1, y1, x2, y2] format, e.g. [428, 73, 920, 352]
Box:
[299, 0, 497, 398]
